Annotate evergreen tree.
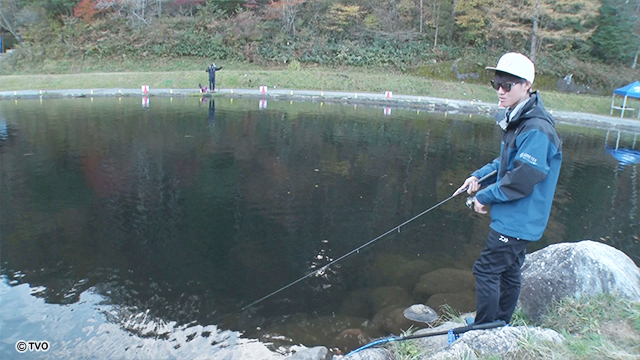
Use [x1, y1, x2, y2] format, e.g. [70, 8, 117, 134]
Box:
[591, 0, 639, 65]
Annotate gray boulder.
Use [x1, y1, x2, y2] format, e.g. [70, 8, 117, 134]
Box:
[331, 347, 394, 360]
[413, 321, 459, 350]
[428, 325, 564, 359]
[519, 240, 640, 322]
[287, 346, 331, 360]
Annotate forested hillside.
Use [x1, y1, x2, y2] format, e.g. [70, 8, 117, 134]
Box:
[1, 0, 639, 90]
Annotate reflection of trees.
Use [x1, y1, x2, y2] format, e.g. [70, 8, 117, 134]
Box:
[1, 99, 637, 332]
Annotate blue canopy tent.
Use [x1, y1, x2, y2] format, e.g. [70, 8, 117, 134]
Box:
[610, 81, 640, 118]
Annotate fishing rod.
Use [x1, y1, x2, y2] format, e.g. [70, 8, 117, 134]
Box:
[345, 320, 506, 357]
[234, 169, 498, 315]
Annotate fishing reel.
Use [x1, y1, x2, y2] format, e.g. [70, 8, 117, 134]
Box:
[465, 196, 476, 210]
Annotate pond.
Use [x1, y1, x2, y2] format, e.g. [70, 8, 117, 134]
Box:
[0, 96, 638, 358]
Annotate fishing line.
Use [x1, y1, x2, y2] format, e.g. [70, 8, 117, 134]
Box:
[225, 169, 498, 319]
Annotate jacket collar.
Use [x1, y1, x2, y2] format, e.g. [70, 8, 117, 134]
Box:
[497, 91, 554, 131]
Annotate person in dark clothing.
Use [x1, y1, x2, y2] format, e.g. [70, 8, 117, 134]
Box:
[453, 52, 562, 326]
[206, 63, 223, 92]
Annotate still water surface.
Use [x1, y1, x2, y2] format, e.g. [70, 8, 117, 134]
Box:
[0, 96, 638, 357]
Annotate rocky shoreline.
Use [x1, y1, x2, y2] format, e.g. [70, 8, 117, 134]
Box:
[285, 240, 640, 360]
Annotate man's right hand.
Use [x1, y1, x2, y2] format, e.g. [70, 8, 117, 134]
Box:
[453, 176, 480, 196]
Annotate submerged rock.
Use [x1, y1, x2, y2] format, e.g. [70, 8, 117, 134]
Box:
[426, 290, 476, 314]
[370, 286, 412, 314]
[335, 328, 371, 354]
[339, 289, 372, 319]
[372, 305, 424, 334]
[413, 268, 475, 299]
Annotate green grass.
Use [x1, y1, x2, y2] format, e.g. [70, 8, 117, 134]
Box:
[493, 294, 640, 360]
[0, 57, 634, 120]
[391, 327, 424, 360]
[411, 295, 640, 359]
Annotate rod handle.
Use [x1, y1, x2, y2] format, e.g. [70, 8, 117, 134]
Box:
[454, 320, 506, 334]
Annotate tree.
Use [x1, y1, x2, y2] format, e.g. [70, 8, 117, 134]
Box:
[326, 3, 361, 34]
[454, 0, 493, 46]
[24, 0, 79, 17]
[453, 0, 599, 56]
[95, 0, 166, 24]
[530, 0, 539, 62]
[0, 0, 22, 41]
[424, 0, 454, 47]
[591, 0, 640, 66]
[0, 0, 52, 42]
[265, 0, 306, 37]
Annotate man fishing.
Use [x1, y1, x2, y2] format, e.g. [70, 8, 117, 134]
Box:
[206, 63, 223, 92]
[454, 52, 562, 326]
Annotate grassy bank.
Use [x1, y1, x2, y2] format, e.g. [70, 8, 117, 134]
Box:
[392, 294, 640, 359]
[1, 58, 637, 121]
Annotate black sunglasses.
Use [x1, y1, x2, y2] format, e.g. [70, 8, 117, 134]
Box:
[490, 80, 522, 92]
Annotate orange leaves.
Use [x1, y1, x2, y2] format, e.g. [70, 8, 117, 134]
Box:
[74, 0, 100, 22]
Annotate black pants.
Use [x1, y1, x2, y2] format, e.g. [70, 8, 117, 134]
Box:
[209, 78, 215, 92]
[473, 229, 528, 324]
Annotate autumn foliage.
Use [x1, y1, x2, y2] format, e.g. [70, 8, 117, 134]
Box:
[74, 0, 100, 22]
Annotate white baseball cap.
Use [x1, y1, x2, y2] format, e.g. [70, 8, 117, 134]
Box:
[486, 53, 535, 84]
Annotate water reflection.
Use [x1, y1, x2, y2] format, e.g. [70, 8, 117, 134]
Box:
[0, 97, 638, 356]
[0, 277, 280, 359]
[604, 129, 640, 170]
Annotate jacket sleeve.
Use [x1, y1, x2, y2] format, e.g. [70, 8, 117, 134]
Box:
[475, 129, 551, 205]
[471, 158, 500, 184]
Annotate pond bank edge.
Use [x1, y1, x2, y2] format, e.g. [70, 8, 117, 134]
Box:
[1, 87, 639, 131]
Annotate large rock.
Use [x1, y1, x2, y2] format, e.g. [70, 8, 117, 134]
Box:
[286, 346, 331, 360]
[413, 321, 460, 350]
[520, 240, 640, 322]
[413, 268, 475, 299]
[331, 347, 393, 360]
[428, 325, 564, 359]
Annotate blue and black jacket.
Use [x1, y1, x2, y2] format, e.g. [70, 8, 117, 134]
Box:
[472, 92, 562, 241]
